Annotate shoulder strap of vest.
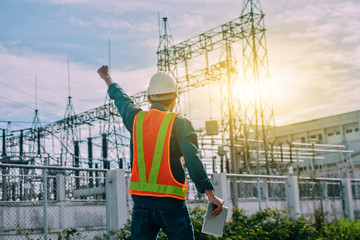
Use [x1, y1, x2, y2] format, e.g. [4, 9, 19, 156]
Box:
[135, 111, 177, 184]
[135, 111, 147, 183]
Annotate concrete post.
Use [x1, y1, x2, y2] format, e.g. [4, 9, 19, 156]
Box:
[213, 173, 232, 218]
[286, 174, 301, 219]
[105, 172, 110, 238]
[108, 169, 129, 231]
[24, 178, 31, 200]
[257, 177, 262, 211]
[56, 174, 66, 202]
[56, 174, 66, 230]
[43, 169, 48, 240]
[341, 178, 354, 220]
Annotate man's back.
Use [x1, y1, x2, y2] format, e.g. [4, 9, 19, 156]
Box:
[107, 83, 214, 208]
[97, 65, 224, 239]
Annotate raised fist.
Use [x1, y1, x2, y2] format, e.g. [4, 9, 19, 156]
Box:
[97, 65, 110, 80]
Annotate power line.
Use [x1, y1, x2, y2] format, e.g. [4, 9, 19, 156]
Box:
[0, 121, 30, 129]
[0, 81, 64, 110]
[0, 120, 52, 123]
[0, 96, 35, 112]
[0, 96, 62, 120]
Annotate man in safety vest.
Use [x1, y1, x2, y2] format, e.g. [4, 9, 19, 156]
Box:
[98, 65, 224, 240]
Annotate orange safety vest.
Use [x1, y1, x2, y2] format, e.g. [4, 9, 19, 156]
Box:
[128, 109, 188, 200]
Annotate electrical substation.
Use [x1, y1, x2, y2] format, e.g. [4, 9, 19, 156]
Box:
[1, 0, 354, 179]
[1, 1, 359, 238]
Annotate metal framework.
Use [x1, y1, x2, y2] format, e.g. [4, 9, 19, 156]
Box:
[153, 0, 276, 174]
[241, 0, 276, 174]
[0, 0, 353, 181]
[59, 60, 79, 168]
[0, 0, 285, 175]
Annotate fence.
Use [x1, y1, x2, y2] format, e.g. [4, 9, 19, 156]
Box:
[0, 164, 108, 240]
[214, 174, 358, 221]
[1, 164, 360, 240]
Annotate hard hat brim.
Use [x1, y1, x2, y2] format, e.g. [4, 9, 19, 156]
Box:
[149, 92, 177, 101]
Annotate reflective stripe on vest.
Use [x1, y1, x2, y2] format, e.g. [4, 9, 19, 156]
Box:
[128, 110, 188, 199]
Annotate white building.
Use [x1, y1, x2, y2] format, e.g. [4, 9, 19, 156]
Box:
[275, 110, 360, 177]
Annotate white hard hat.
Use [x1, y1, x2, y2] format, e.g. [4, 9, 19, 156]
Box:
[147, 72, 178, 100]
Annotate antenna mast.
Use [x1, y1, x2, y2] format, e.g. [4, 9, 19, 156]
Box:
[68, 58, 71, 98]
[108, 38, 111, 72]
[31, 75, 41, 158]
[61, 58, 78, 167]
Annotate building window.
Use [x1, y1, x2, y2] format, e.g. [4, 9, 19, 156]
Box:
[336, 131, 341, 135]
[346, 129, 353, 134]
[355, 128, 359, 132]
[318, 134, 323, 143]
[328, 132, 334, 137]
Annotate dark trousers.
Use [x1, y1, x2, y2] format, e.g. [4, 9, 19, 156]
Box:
[131, 201, 195, 240]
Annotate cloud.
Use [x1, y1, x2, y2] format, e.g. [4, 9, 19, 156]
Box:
[68, 16, 138, 31]
[353, 46, 360, 67]
[0, 45, 102, 123]
[0, 42, 159, 126]
[3, 0, 360, 130]
[45, 0, 91, 3]
[273, 1, 360, 41]
[32, 0, 151, 14]
[264, 0, 360, 124]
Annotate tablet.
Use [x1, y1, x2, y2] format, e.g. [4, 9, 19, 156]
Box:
[201, 202, 228, 237]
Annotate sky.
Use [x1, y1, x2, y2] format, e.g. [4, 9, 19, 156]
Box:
[0, 0, 359, 132]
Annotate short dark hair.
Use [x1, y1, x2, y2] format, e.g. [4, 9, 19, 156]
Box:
[151, 98, 175, 107]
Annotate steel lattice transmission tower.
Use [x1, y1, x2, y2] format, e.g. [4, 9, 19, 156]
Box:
[60, 59, 79, 168]
[30, 75, 42, 164]
[4, 0, 277, 177]
[157, 17, 177, 79]
[154, 0, 276, 174]
[101, 39, 129, 171]
[219, 39, 240, 174]
[157, 17, 187, 115]
[241, 0, 276, 174]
